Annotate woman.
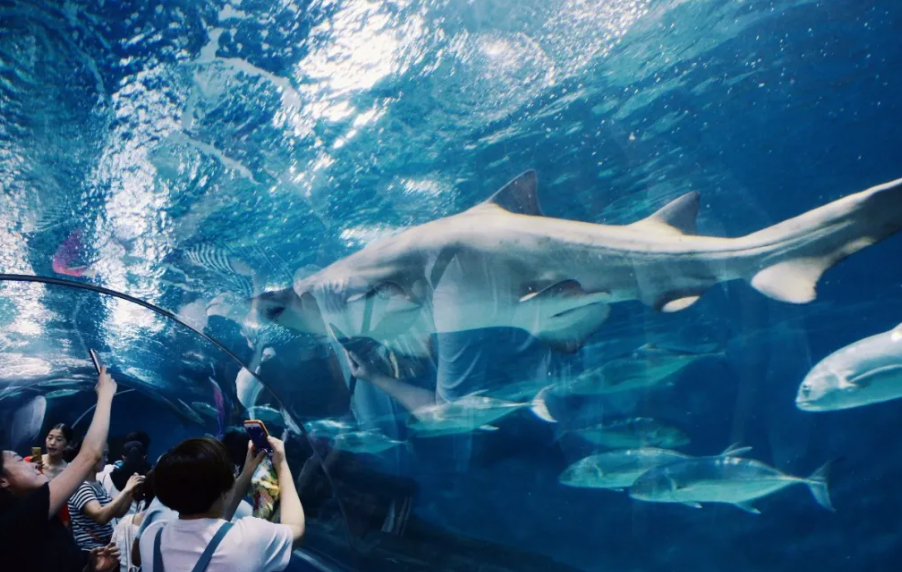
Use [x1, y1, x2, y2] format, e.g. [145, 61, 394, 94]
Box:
[98, 440, 151, 522]
[25, 423, 75, 527]
[137, 437, 305, 572]
[112, 470, 154, 572]
[29, 423, 74, 479]
[69, 445, 145, 554]
[0, 367, 121, 572]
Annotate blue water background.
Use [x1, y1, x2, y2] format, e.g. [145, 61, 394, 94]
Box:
[2, 0, 902, 570]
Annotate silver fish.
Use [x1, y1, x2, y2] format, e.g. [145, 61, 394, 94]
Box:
[561, 417, 690, 449]
[629, 455, 833, 514]
[797, 322, 902, 411]
[44, 389, 82, 399]
[252, 172, 902, 355]
[303, 418, 356, 438]
[332, 430, 406, 454]
[559, 444, 749, 490]
[409, 391, 551, 438]
[190, 401, 220, 419]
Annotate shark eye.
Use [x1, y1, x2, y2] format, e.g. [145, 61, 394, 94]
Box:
[265, 305, 286, 320]
[800, 384, 811, 397]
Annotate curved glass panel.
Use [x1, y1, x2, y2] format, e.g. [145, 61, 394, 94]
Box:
[3, 0, 902, 571]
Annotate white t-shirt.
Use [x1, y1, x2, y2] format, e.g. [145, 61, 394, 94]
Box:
[138, 517, 294, 572]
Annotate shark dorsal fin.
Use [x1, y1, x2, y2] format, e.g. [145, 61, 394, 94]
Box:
[481, 170, 544, 216]
[629, 191, 700, 235]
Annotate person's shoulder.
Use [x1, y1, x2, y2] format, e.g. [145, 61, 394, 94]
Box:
[232, 516, 293, 539]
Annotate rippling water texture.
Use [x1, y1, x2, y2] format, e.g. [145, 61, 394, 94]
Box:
[2, 0, 902, 570]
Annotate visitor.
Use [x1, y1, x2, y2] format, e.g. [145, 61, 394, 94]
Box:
[137, 436, 304, 572]
[69, 443, 145, 554]
[98, 440, 152, 522]
[25, 422, 76, 527]
[112, 470, 155, 572]
[0, 367, 122, 572]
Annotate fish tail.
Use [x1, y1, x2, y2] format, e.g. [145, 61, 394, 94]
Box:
[530, 386, 556, 423]
[806, 460, 835, 512]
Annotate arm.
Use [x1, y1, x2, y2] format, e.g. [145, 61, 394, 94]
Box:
[81, 480, 141, 525]
[346, 351, 435, 415]
[224, 442, 264, 521]
[48, 366, 117, 519]
[269, 438, 304, 544]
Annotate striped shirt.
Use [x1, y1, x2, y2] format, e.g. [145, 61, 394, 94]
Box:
[68, 481, 114, 550]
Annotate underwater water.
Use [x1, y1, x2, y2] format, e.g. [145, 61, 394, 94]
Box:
[2, 0, 902, 570]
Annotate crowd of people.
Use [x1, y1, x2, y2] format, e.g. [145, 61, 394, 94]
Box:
[0, 367, 306, 572]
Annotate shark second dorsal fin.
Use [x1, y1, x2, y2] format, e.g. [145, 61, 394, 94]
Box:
[481, 170, 544, 216]
[629, 191, 700, 235]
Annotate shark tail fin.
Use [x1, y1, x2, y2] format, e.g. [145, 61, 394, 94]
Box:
[530, 386, 556, 423]
[806, 460, 835, 512]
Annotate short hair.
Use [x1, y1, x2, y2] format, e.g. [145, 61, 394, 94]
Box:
[220, 427, 250, 471]
[153, 438, 234, 515]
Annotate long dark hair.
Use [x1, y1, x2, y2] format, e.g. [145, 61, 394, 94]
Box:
[110, 441, 150, 493]
[49, 423, 74, 444]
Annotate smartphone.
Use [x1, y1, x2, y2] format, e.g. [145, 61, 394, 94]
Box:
[243, 420, 273, 455]
[89, 349, 103, 374]
[31, 446, 42, 462]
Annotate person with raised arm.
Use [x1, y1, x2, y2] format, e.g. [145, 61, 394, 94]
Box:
[0, 366, 122, 572]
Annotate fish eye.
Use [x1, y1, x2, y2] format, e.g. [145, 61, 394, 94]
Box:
[800, 384, 811, 397]
[265, 306, 286, 320]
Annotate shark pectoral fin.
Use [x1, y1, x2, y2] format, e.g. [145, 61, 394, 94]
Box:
[534, 303, 611, 353]
[652, 291, 706, 313]
[520, 279, 584, 303]
[628, 191, 700, 235]
[681, 502, 703, 509]
[478, 425, 500, 432]
[734, 502, 761, 515]
[660, 296, 701, 313]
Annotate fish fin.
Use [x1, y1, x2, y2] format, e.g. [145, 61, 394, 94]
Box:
[807, 460, 835, 512]
[720, 443, 753, 457]
[530, 386, 556, 423]
[734, 502, 761, 515]
[750, 233, 878, 305]
[838, 373, 864, 390]
[628, 191, 699, 235]
[478, 425, 500, 432]
[750, 260, 825, 303]
[480, 170, 543, 216]
[661, 296, 701, 313]
[681, 502, 703, 509]
[533, 302, 611, 353]
[520, 279, 583, 303]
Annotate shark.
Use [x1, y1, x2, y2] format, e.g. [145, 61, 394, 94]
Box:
[251, 171, 902, 354]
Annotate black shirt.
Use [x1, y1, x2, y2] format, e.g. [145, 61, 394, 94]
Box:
[0, 483, 87, 572]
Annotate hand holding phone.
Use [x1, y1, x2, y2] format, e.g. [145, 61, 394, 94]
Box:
[89, 349, 103, 374]
[244, 420, 274, 456]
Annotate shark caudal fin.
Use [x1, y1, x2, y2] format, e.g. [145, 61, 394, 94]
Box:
[806, 460, 835, 512]
[747, 177, 902, 304]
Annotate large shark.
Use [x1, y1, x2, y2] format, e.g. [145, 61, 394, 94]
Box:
[251, 171, 902, 354]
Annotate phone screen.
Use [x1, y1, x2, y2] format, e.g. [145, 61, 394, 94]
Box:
[89, 349, 103, 374]
[31, 447, 42, 461]
[244, 420, 273, 454]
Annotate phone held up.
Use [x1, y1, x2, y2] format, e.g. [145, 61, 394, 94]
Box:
[244, 420, 274, 456]
[89, 349, 103, 374]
